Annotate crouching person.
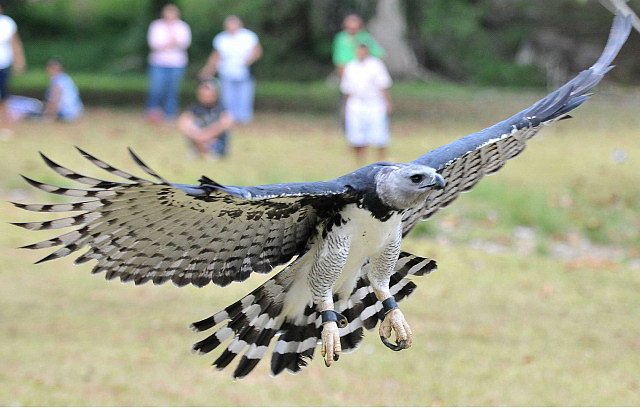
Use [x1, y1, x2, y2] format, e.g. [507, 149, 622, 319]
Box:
[177, 79, 234, 159]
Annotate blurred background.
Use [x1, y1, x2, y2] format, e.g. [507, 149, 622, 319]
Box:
[1, 0, 639, 405]
[6, 0, 640, 104]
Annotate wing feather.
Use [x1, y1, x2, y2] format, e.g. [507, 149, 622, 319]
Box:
[39, 153, 121, 187]
[127, 147, 170, 183]
[16, 150, 352, 287]
[98, 206, 206, 283]
[403, 14, 632, 235]
[19, 175, 119, 198]
[75, 146, 152, 184]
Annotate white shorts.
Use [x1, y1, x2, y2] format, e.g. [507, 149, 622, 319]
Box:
[344, 102, 389, 147]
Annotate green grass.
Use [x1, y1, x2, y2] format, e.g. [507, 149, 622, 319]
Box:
[1, 88, 639, 405]
[11, 69, 506, 112]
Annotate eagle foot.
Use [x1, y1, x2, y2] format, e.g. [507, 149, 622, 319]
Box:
[379, 308, 413, 351]
[321, 320, 341, 367]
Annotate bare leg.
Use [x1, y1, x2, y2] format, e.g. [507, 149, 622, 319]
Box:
[194, 140, 210, 158]
[353, 146, 366, 165]
[0, 101, 14, 139]
[377, 146, 387, 162]
[0, 101, 7, 125]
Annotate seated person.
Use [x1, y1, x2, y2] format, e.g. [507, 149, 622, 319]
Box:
[5, 95, 43, 122]
[44, 58, 83, 121]
[177, 79, 234, 159]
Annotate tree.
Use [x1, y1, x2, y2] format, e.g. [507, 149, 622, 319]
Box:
[368, 0, 435, 79]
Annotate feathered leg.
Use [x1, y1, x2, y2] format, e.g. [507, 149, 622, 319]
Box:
[307, 234, 351, 367]
[368, 228, 412, 350]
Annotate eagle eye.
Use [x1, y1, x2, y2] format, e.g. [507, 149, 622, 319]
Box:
[410, 174, 424, 184]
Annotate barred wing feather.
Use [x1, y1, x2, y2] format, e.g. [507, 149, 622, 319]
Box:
[14, 148, 351, 287]
[402, 13, 632, 236]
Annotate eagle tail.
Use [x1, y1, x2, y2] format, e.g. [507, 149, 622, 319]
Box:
[191, 251, 437, 378]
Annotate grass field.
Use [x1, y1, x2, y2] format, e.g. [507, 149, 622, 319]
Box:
[1, 85, 639, 405]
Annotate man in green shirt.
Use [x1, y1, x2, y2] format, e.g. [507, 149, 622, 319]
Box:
[333, 14, 384, 130]
[332, 14, 384, 77]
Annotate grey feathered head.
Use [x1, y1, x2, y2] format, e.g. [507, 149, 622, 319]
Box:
[375, 163, 445, 210]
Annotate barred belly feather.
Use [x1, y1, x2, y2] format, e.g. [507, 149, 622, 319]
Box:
[191, 249, 437, 378]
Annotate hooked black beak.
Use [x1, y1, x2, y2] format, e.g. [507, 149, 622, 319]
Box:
[433, 173, 446, 190]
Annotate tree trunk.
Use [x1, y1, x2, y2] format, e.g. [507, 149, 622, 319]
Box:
[367, 0, 434, 80]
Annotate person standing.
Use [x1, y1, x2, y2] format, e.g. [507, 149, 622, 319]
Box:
[0, 2, 25, 134]
[332, 13, 384, 77]
[146, 3, 191, 122]
[332, 13, 384, 130]
[199, 15, 262, 124]
[340, 43, 393, 165]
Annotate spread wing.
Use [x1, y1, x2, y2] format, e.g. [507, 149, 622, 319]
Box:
[402, 13, 632, 236]
[13, 148, 353, 287]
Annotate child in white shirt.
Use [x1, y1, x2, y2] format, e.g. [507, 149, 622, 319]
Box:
[340, 43, 393, 164]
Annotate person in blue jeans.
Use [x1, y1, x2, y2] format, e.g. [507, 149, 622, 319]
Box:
[177, 79, 234, 159]
[146, 4, 191, 122]
[147, 65, 185, 121]
[199, 15, 262, 124]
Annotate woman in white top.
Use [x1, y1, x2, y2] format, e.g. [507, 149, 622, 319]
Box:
[0, 3, 25, 132]
[200, 15, 262, 124]
[146, 3, 191, 122]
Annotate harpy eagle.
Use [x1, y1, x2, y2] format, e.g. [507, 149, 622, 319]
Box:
[13, 15, 631, 378]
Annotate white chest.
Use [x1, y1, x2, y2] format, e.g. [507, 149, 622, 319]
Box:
[336, 204, 401, 259]
[329, 205, 402, 294]
[281, 205, 403, 319]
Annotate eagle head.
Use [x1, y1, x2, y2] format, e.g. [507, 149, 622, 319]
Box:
[375, 163, 446, 210]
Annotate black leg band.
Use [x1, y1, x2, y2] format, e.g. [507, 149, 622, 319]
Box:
[380, 296, 406, 351]
[321, 310, 348, 329]
[382, 296, 398, 315]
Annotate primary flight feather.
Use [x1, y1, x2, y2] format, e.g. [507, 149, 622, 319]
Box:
[14, 14, 632, 379]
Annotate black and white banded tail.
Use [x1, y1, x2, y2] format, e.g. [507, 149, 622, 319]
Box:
[191, 251, 437, 378]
